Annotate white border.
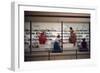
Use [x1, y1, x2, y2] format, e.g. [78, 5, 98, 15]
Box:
[11, 2, 97, 71]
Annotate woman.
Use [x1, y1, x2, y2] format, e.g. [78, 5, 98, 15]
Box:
[69, 27, 77, 46]
[52, 35, 62, 53]
[38, 32, 47, 44]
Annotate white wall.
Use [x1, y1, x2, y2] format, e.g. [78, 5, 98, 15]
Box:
[0, 0, 100, 73]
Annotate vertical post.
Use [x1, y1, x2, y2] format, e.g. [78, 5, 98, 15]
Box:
[76, 49, 77, 59]
[30, 21, 32, 58]
[89, 22, 90, 52]
[61, 21, 63, 51]
[48, 50, 50, 60]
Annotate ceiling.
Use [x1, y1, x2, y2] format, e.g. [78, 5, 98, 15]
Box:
[24, 11, 90, 22]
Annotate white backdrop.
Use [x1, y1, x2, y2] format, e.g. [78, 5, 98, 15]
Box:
[0, 0, 100, 73]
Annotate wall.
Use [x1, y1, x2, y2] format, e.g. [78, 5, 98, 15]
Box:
[0, 0, 100, 73]
[25, 22, 89, 43]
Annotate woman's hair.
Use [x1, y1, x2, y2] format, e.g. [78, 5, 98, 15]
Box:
[82, 38, 86, 41]
[70, 27, 73, 30]
[57, 34, 60, 38]
[70, 27, 74, 33]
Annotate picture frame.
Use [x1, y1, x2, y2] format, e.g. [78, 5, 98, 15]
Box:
[11, 2, 96, 71]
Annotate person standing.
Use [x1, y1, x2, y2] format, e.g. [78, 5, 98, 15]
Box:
[69, 27, 77, 46]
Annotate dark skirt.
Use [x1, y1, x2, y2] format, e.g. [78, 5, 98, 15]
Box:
[52, 41, 62, 53]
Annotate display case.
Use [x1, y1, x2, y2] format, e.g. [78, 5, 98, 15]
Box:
[24, 22, 90, 50]
[24, 12, 90, 61]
